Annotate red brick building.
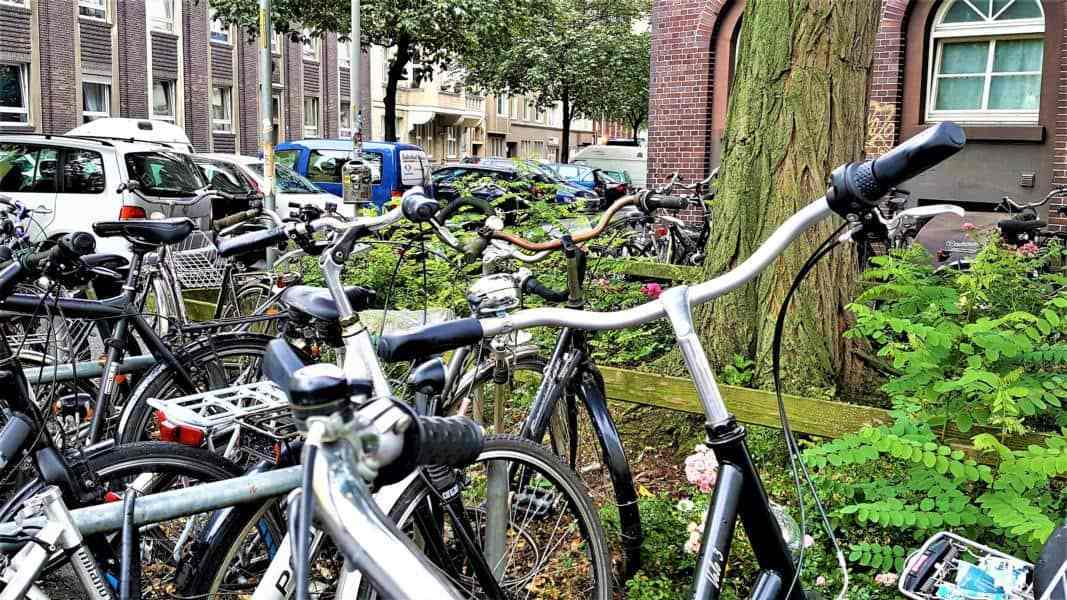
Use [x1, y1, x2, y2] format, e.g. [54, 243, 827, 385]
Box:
[648, 0, 1066, 229]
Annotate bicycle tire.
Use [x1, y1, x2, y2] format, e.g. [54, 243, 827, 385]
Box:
[356, 436, 613, 600]
[0, 441, 245, 593]
[116, 333, 273, 444]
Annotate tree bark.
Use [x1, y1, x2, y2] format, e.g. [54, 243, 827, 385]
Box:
[561, 92, 572, 163]
[383, 36, 412, 142]
[694, 0, 880, 393]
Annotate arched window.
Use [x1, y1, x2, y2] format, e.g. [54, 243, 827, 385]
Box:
[927, 0, 1044, 124]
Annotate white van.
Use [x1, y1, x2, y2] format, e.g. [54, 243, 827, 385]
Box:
[572, 144, 647, 189]
[67, 118, 195, 153]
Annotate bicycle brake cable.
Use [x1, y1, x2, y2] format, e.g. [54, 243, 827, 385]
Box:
[771, 221, 854, 600]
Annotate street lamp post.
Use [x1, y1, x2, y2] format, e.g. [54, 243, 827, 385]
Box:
[342, 0, 372, 208]
[258, 0, 276, 267]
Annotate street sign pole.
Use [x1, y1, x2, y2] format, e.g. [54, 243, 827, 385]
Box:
[258, 0, 276, 267]
[342, 0, 372, 209]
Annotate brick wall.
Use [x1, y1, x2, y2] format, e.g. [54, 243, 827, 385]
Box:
[1051, 4, 1067, 228]
[237, 35, 259, 153]
[116, 1, 148, 118]
[324, 33, 339, 138]
[38, 1, 78, 133]
[865, 0, 909, 158]
[182, 0, 210, 150]
[285, 38, 303, 141]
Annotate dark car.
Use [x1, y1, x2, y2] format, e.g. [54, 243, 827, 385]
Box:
[433, 163, 597, 208]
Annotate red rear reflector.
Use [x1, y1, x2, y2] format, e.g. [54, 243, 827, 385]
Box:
[391, 190, 403, 198]
[119, 205, 147, 220]
[155, 410, 206, 447]
[655, 226, 669, 237]
[104, 491, 123, 503]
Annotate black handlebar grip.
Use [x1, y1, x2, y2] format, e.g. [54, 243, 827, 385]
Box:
[641, 194, 688, 212]
[829, 122, 965, 209]
[22, 231, 96, 274]
[218, 227, 289, 258]
[401, 192, 441, 224]
[376, 318, 485, 363]
[435, 196, 493, 222]
[410, 416, 484, 468]
[523, 277, 568, 303]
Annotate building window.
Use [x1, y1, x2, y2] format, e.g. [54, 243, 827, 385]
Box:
[271, 31, 283, 55]
[303, 97, 320, 138]
[339, 100, 352, 138]
[414, 122, 432, 154]
[302, 30, 320, 62]
[78, 0, 106, 20]
[147, 0, 174, 32]
[151, 80, 176, 123]
[0, 0, 28, 6]
[82, 79, 111, 123]
[271, 95, 282, 143]
[0, 64, 30, 125]
[927, 0, 1044, 124]
[212, 86, 233, 132]
[446, 127, 459, 158]
[338, 40, 352, 69]
[496, 95, 508, 117]
[210, 10, 231, 44]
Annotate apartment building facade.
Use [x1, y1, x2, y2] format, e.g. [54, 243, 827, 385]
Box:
[648, 0, 1065, 228]
[368, 47, 597, 164]
[0, 0, 372, 154]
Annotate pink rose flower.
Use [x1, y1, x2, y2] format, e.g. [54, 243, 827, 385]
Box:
[1018, 241, 1040, 258]
[961, 222, 977, 232]
[803, 534, 814, 548]
[815, 576, 828, 587]
[875, 573, 899, 587]
[684, 445, 719, 493]
[641, 282, 663, 299]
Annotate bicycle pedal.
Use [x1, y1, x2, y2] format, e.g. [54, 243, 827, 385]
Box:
[511, 488, 558, 519]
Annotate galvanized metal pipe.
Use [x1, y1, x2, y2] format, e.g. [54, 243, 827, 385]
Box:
[0, 467, 301, 548]
[24, 354, 157, 385]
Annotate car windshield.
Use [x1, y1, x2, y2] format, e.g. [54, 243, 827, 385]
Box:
[248, 163, 321, 194]
[196, 160, 253, 196]
[124, 152, 206, 197]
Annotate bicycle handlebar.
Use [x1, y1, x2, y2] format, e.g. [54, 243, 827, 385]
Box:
[999, 188, 1067, 212]
[829, 122, 965, 210]
[0, 231, 96, 297]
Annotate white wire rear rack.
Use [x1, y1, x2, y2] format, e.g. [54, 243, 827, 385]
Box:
[147, 380, 289, 433]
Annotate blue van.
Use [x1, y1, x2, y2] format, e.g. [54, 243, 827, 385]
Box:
[274, 139, 432, 208]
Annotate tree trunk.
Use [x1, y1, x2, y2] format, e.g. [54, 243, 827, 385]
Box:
[561, 93, 572, 163]
[694, 0, 879, 393]
[383, 37, 411, 142]
[630, 111, 644, 142]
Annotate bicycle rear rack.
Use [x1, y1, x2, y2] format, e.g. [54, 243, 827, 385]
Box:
[900, 531, 1035, 600]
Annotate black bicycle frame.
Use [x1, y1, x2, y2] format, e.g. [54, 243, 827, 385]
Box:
[0, 250, 197, 444]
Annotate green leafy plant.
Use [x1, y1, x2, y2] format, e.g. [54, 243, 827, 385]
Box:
[721, 354, 756, 387]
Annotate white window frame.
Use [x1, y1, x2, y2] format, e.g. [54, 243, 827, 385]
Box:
[78, 0, 107, 21]
[271, 31, 283, 55]
[210, 10, 232, 44]
[0, 0, 28, 7]
[339, 99, 352, 138]
[496, 95, 508, 117]
[0, 63, 30, 126]
[303, 97, 320, 138]
[446, 127, 459, 158]
[926, 0, 1044, 124]
[302, 30, 320, 62]
[338, 40, 352, 69]
[211, 85, 233, 133]
[147, 0, 174, 32]
[151, 79, 177, 123]
[82, 77, 111, 123]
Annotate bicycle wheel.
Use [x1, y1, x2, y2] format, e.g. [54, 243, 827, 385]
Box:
[117, 333, 272, 445]
[357, 436, 612, 599]
[0, 442, 246, 599]
[220, 280, 282, 335]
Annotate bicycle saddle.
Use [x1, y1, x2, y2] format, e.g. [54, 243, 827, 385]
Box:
[92, 218, 195, 248]
[278, 285, 376, 322]
[1036, 524, 1067, 600]
[997, 218, 1046, 234]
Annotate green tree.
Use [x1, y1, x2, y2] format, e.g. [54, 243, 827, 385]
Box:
[695, 0, 881, 392]
[588, 30, 650, 142]
[207, 0, 534, 141]
[460, 0, 648, 162]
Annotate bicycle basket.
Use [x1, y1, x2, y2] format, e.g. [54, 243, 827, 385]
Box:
[900, 532, 1034, 600]
[166, 230, 226, 289]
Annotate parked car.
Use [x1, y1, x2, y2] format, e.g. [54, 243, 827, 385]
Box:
[274, 139, 432, 208]
[66, 118, 196, 153]
[193, 153, 355, 222]
[546, 163, 597, 191]
[470, 159, 599, 201]
[572, 144, 647, 189]
[432, 163, 598, 210]
[0, 134, 208, 255]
